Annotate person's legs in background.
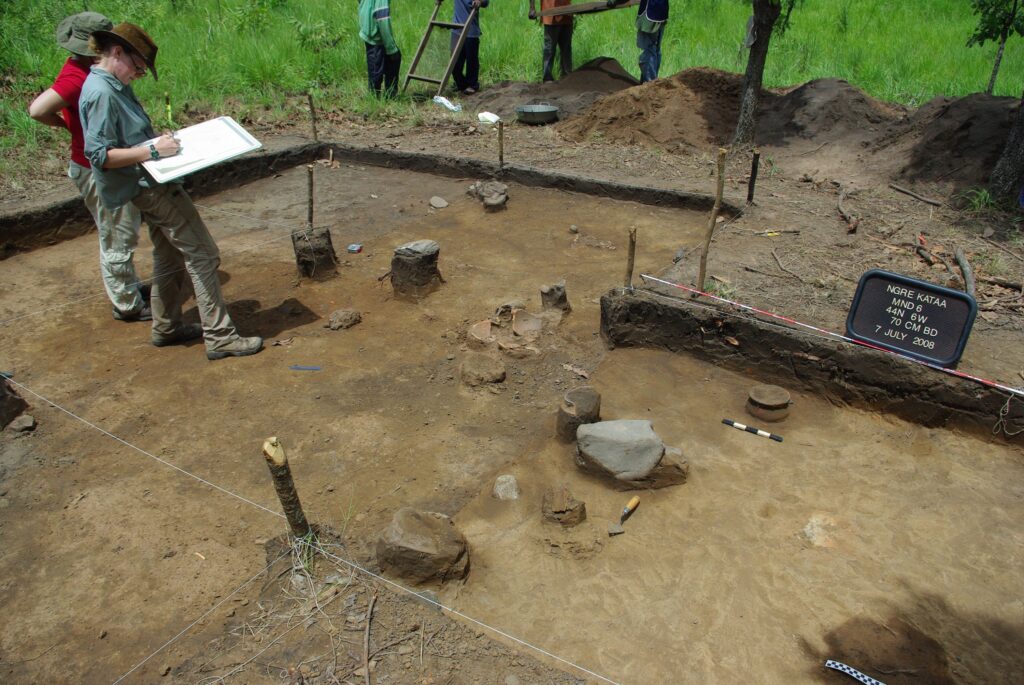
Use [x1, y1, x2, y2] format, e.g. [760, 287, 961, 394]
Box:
[558, 24, 573, 78]
[542, 25, 557, 82]
[365, 42, 386, 95]
[383, 49, 401, 98]
[637, 24, 664, 84]
[462, 37, 481, 92]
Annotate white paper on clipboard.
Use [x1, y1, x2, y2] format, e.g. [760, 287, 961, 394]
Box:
[140, 116, 261, 184]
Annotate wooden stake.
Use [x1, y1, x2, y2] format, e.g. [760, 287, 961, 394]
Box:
[307, 91, 319, 142]
[306, 164, 315, 230]
[498, 120, 505, 169]
[697, 148, 728, 294]
[261, 437, 311, 538]
[624, 227, 637, 288]
[746, 149, 760, 205]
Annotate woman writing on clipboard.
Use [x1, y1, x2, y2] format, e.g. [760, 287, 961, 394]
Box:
[80, 23, 262, 360]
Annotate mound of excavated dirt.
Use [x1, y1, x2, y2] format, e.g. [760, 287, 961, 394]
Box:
[557, 67, 906, 153]
[461, 56, 638, 121]
[556, 67, 742, 150]
[870, 93, 1019, 186]
[557, 66, 1016, 188]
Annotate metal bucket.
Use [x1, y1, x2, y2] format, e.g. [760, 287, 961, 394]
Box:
[515, 103, 559, 125]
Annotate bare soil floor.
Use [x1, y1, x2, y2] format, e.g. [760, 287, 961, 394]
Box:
[1, 159, 1022, 685]
[2, 63, 1024, 684]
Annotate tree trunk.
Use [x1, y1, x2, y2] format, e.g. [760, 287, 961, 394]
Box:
[987, 32, 1008, 95]
[989, 88, 1024, 203]
[732, 0, 782, 146]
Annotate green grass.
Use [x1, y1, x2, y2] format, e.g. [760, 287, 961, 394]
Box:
[2, 0, 1023, 176]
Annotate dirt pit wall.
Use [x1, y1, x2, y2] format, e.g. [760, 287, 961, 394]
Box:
[601, 287, 1024, 441]
[0, 141, 737, 259]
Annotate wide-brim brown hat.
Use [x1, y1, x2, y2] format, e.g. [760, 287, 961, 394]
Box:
[92, 22, 159, 81]
[56, 12, 113, 56]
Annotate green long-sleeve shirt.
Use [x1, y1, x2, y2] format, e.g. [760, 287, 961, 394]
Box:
[359, 0, 399, 55]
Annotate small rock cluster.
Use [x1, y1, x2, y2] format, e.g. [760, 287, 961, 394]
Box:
[467, 181, 508, 211]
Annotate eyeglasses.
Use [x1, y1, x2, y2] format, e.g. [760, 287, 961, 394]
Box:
[125, 50, 147, 76]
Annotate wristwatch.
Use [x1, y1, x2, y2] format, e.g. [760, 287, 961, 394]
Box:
[148, 143, 160, 160]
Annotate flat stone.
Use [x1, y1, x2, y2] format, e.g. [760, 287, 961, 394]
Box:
[492, 474, 520, 501]
[429, 196, 449, 209]
[325, 308, 362, 330]
[7, 414, 36, 432]
[395, 239, 440, 258]
[542, 485, 586, 526]
[460, 352, 506, 386]
[576, 420, 664, 481]
[376, 508, 469, 584]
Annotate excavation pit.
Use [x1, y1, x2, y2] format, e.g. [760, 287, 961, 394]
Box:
[0, 151, 1021, 684]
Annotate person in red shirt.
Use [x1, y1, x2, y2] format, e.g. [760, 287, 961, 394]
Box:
[530, 0, 574, 82]
[29, 12, 149, 322]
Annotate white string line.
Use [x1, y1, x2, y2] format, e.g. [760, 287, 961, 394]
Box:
[5, 373, 621, 685]
[3, 377, 287, 520]
[636, 275, 1024, 398]
[111, 550, 291, 685]
[310, 541, 621, 685]
[0, 202, 315, 329]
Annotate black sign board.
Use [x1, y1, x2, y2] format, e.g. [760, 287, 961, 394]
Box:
[846, 269, 977, 367]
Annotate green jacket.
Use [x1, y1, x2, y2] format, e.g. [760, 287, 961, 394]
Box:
[359, 0, 399, 55]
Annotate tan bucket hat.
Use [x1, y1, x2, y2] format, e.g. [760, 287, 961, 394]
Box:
[92, 22, 160, 81]
[56, 12, 113, 56]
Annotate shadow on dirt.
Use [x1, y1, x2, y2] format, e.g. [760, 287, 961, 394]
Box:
[225, 297, 320, 338]
[803, 584, 1024, 684]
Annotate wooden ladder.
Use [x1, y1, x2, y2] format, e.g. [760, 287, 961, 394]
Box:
[403, 0, 477, 96]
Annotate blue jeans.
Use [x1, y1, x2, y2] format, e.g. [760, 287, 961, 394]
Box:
[637, 24, 664, 83]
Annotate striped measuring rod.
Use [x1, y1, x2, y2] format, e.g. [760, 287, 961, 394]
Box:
[722, 418, 783, 443]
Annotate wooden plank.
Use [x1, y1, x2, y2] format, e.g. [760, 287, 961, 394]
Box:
[534, 0, 639, 18]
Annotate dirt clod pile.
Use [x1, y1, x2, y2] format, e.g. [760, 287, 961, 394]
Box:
[462, 57, 639, 121]
[872, 93, 1020, 185]
[557, 66, 1016, 188]
[557, 67, 905, 152]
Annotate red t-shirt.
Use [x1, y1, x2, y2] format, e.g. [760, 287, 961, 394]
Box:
[50, 57, 91, 168]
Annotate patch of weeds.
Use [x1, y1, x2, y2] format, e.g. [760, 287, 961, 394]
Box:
[289, 16, 341, 52]
[764, 155, 780, 179]
[974, 252, 1010, 278]
[957, 187, 998, 214]
[706, 280, 738, 300]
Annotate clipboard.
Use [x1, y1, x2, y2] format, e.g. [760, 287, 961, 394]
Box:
[141, 116, 262, 184]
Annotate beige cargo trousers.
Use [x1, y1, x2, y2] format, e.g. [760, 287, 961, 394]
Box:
[68, 161, 145, 315]
[131, 183, 241, 352]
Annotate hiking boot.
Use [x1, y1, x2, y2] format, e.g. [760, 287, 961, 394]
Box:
[152, 323, 204, 348]
[206, 336, 263, 361]
[113, 304, 152, 322]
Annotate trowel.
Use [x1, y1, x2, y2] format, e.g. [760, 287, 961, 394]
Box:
[608, 495, 640, 536]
